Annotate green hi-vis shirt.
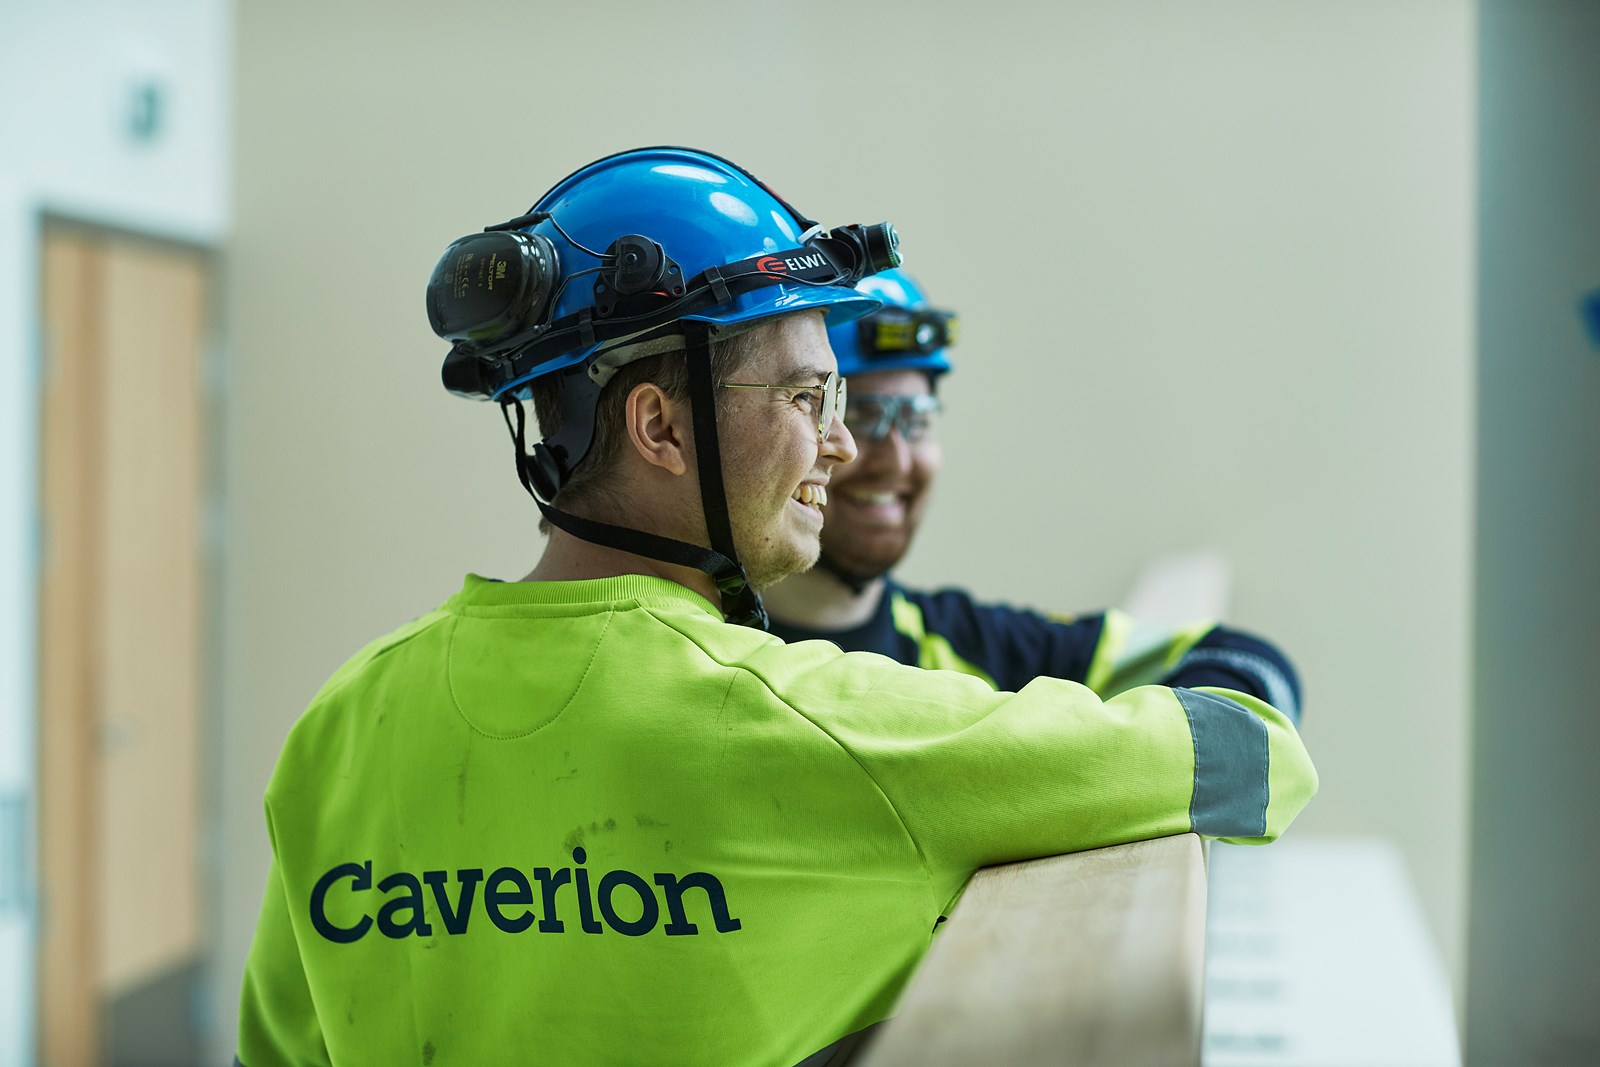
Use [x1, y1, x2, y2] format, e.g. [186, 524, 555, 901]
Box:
[238, 574, 1316, 1067]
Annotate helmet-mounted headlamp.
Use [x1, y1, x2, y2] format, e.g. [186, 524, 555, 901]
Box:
[859, 305, 958, 358]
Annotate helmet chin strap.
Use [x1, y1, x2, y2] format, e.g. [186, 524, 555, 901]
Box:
[677, 321, 767, 628]
[506, 322, 768, 629]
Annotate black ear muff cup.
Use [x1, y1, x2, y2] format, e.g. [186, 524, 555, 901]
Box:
[427, 231, 559, 347]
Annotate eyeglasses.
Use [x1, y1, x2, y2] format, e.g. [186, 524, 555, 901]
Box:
[720, 371, 848, 444]
[844, 393, 942, 443]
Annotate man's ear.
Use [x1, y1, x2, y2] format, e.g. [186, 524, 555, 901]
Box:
[624, 382, 690, 476]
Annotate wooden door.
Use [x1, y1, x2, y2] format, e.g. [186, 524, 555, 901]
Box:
[37, 225, 210, 1066]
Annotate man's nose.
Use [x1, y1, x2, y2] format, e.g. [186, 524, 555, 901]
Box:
[822, 410, 858, 466]
[861, 427, 913, 473]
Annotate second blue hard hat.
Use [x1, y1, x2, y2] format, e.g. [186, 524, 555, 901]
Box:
[828, 268, 957, 380]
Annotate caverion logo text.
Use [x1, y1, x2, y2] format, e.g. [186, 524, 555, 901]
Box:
[309, 847, 742, 942]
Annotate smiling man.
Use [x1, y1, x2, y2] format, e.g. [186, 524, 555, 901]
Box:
[764, 269, 1305, 717]
[235, 149, 1316, 1067]
[520, 308, 853, 604]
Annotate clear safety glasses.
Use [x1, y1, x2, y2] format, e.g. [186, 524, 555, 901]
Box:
[720, 371, 847, 444]
[844, 393, 942, 444]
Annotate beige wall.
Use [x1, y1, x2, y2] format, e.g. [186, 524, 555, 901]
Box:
[218, 0, 1474, 1056]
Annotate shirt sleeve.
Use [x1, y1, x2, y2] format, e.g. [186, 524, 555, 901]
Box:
[236, 827, 332, 1067]
[901, 588, 1108, 692]
[902, 591, 1303, 723]
[1159, 624, 1304, 726]
[758, 641, 1317, 909]
[1081, 612, 1305, 729]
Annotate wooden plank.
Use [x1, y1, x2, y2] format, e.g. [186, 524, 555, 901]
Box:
[860, 834, 1208, 1067]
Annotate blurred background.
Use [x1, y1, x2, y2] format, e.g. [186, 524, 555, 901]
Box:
[0, 0, 1595, 1064]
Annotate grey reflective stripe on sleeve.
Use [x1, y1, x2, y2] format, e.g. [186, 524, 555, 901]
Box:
[1173, 647, 1300, 725]
[1173, 687, 1270, 838]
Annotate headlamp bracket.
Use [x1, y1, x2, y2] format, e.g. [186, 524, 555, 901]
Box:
[594, 235, 685, 318]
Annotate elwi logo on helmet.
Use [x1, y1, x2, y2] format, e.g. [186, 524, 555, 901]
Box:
[754, 251, 830, 276]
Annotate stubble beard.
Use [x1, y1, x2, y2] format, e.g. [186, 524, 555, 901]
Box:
[742, 523, 821, 593]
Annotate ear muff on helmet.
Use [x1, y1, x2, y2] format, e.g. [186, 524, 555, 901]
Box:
[426, 230, 560, 350]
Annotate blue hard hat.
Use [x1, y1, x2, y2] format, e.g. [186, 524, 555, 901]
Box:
[828, 268, 957, 380]
[495, 147, 885, 395]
